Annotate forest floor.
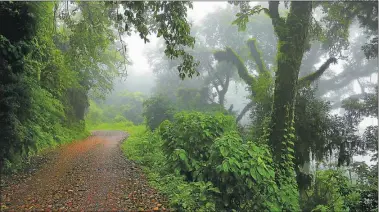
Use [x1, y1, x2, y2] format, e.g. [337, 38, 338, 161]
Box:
[0, 131, 168, 212]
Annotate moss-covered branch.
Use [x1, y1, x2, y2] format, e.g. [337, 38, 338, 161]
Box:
[298, 57, 337, 87]
[247, 38, 269, 74]
[214, 47, 255, 86]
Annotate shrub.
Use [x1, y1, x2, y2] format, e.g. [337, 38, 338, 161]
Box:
[122, 123, 218, 211]
[207, 132, 280, 211]
[159, 111, 236, 181]
[143, 95, 175, 131]
[158, 111, 286, 211]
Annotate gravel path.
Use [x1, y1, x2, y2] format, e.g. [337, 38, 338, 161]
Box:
[0, 131, 168, 211]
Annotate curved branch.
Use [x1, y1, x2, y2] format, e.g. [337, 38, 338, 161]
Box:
[298, 57, 337, 87]
[236, 101, 255, 123]
[214, 47, 255, 87]
[317, 63, 377, 97]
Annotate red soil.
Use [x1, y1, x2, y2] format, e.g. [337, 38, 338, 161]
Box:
[0, 131, 168, 211]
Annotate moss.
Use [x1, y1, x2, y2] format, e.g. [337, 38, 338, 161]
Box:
[246, 38, 269, 74]
[213, 47, 255, 87]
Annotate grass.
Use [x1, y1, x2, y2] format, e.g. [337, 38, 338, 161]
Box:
[86, 120, 134, 131]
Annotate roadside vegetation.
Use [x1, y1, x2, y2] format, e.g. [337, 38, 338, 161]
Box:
[1, 1, 377, 211]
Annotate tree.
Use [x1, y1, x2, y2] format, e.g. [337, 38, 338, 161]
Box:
[230, 1, 347, 210]
[0, 1, 202, 169]
[109, 1, 199, 79]
[350, 161, 378, 211]
[147, 5, 276, 116]
[314, 32, 378, 108]
[318, 1, 378, 59]
[143, 95, 176, 131]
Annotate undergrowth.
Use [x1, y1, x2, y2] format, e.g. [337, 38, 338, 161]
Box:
[2, 122, 89, 174]
[121, 123, 217, 211]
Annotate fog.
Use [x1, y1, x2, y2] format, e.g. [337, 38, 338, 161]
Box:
[99, 2, 377, 165]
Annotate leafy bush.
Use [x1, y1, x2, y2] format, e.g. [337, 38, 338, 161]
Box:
[121, 123, 218, 211]
[159, 111, 236, 181]
[207, 131, 281, 211]
[157, 111, 294, 211]
[143, 95, 176, 131]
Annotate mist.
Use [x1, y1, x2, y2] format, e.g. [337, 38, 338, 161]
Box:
[2, 2, 376, 211]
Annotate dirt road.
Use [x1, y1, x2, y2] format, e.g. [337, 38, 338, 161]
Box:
[0, 131, 167, 211]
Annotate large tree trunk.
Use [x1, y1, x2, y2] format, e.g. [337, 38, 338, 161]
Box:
[268, 1, 312, 166]
[266, 1, 313, 210]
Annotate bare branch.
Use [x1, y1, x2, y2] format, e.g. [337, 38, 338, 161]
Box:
[236, 101, 255, 123]
[228, 104, 234, 113]
[207, 63, 225, 88]
[214, 83, 221, 94]
[329, 93, 366, 109]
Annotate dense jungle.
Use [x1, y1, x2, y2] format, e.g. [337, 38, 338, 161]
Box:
[0, 1, 378, 211]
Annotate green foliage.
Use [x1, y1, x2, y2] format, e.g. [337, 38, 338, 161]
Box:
[0, 2, 122, 170]
[350, 162, 378, 212]
[0, 2, 89, 170]
[159, 112, 236, 181]
[302, 170, 361, 212]
[175, 87, 208, 111]
[87, 121, 134, 132]
[116, 91, 145, 124]
[121, 123, 218, 212]
[113, 1, 199, 79]
[142, 95, 176, 131]
[157, 111, 299, 211]
[85, 90, 146, 127]
[85, 100, 106, 126]
[121, 114, 280, 211]
[208, 132, 281, 211]
[0, 33, 34, 165]
[317, 1, 378, 59]
[0, 0, 202, 170]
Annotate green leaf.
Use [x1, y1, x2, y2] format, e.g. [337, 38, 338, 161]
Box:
[257, 166, 267, 177]
[250, 168, 257, 180]
[222, 161, 229, 172]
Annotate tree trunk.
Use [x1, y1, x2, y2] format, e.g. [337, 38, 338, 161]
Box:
[266, 1, 313, 210]
[268, 1, 312, 167]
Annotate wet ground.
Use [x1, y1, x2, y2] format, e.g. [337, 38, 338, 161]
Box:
[0, 131, 168, 211]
